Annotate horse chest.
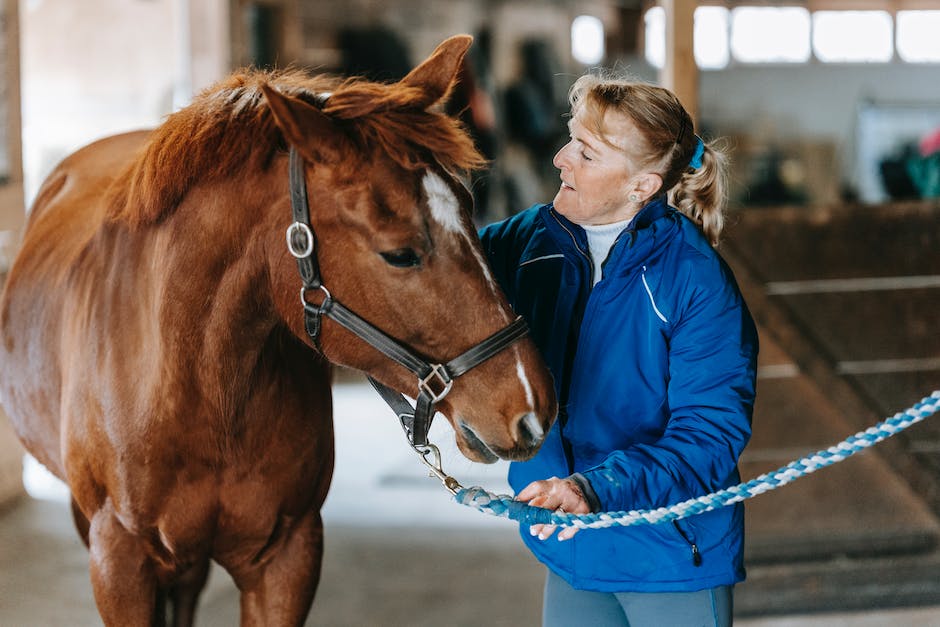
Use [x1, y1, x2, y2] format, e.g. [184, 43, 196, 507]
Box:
[112, 466, 318, 570]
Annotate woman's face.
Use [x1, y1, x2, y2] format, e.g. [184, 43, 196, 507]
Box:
[551, 111, 647, 226]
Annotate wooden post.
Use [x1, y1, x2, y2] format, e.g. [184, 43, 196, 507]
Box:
[0, 0, 25, 506]
[1, 0, 23, 229]
[659, 0, 698, 125]
[230, 0, 302, 69]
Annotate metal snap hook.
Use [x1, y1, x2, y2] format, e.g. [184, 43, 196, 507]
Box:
[413, 443, 462, 495]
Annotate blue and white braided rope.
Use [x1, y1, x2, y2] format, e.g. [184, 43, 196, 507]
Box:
[454, 391, 940, 529]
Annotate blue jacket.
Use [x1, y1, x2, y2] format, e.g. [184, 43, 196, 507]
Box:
[479, 198, 758, 592]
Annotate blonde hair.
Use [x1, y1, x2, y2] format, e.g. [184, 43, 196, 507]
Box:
[568, 74, 729, 246]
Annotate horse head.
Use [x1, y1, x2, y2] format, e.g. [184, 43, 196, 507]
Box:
[262, 36, 556, 463]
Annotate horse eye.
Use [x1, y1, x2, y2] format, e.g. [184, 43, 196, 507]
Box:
[379, 248, 421, 268]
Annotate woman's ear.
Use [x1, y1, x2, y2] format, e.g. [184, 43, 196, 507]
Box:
[632, 172, 663, 202]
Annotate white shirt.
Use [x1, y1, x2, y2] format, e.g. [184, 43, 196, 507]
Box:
[581, 219, 631, 286]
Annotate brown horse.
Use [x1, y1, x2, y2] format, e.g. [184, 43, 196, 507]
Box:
[0, 36, 556, 625]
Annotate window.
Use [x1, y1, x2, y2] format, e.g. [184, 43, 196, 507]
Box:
[572, 15, 605, 65]
[813, 11, 892, 63]
[730, 7, 811, 63]
[695, 6, 729, 70]
[644, 6, 666, 69]
[897, 11, 940, 63]
[644, 5, 936, 67]
[644, 6, 728, 70]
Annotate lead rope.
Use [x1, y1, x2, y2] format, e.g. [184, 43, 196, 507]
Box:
[449, 391, 940, 529]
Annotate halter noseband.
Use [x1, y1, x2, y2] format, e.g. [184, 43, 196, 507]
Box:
[285, 145, 529, 448]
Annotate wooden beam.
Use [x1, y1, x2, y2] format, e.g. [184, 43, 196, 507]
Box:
[1, 0, 24, 230]
[659, 0, 698, 125]
[3, 0, 22, 184]
[0, 0, 24, 508]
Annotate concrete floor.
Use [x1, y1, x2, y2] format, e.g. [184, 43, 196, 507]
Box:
[4, 497, 940, 627]
[4, 378, 940, 626]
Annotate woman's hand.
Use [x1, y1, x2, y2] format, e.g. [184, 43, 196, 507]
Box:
[516, 476, 591, 541]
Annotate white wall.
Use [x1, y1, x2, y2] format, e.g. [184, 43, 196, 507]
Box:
[700, 62, 940, 200]
[701, 64, 940, 141]
[19, 0, 229, 205]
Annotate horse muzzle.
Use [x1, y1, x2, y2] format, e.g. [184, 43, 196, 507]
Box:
[456, 410, 549, 463]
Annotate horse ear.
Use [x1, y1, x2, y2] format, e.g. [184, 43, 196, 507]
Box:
[399, 34, 472, 109]
[261, 84, 347, 163]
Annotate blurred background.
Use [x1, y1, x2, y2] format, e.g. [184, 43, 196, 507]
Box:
[1, 0, 939, 625]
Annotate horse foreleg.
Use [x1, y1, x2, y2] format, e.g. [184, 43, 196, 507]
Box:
[168, 557, 210, 627]
[87, 506, 161, 626]
[71, 498, 91, 547]
[237, 510, 324, 627]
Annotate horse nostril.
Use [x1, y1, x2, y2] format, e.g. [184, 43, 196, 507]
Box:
[516, 411, 545, 447]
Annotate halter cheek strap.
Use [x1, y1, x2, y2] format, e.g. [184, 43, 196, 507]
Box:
[287, 147, 321, 289]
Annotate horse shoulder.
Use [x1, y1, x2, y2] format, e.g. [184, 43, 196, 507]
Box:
[0, 131, 153, 477]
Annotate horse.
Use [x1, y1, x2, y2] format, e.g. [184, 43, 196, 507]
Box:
[0, 35, 556, 626]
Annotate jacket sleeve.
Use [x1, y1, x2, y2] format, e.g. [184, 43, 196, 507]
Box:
[578, 263, 758, 512]
[478, 207, 538, 305]
[478, 221, 513, 302]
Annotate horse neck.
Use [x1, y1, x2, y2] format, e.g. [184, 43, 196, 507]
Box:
[152, 174, 284, 407]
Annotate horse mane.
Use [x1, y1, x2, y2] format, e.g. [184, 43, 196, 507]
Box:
[107, 68, 485, 228]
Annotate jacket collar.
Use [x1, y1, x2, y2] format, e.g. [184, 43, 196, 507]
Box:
[627, 194, 670, 231]
[540, 195, 674, 256]
[539, 204, 588, 256]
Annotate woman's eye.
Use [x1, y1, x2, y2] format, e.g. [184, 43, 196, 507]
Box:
[379, 248, 421, 268]
[581, 151, 592, 161]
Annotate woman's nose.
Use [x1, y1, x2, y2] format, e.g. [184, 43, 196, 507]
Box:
[553, 142, 571, 170]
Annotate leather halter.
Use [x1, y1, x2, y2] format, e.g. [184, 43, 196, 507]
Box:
[285, 145, 529, 447]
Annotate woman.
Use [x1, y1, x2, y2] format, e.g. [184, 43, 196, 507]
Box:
[480, 74, 758, 626]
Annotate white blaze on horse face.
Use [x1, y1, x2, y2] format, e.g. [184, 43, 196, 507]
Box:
[516, 360, 535, 410]
[422, 170, 535, 413]
[422, 171, 499, 296]
[422, 170, 464, 233]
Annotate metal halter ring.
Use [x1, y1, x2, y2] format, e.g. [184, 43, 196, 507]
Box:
[300, 285, 332, 308]
[286, 221, 315, 259]
[418, 363, 454, 403]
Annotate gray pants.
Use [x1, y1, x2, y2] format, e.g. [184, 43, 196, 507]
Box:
[543, 570, 733, 627]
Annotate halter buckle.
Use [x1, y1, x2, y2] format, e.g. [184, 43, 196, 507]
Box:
[418, 364, 453, 403]
[286, 221, 315, 259]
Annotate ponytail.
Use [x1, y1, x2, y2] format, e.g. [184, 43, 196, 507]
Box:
[668, 138, 729, 247]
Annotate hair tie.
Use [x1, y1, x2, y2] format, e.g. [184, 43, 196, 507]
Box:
[689, 136, 705, 169]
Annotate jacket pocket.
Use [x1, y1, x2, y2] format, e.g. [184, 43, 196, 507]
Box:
[672, 520, 702, 567]
[603, 523, 696, 581]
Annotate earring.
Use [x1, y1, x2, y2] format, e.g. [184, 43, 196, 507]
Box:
[629, 193, 640, 202]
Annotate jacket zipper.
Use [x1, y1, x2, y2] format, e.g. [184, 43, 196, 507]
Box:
[597, 228, 635, 280]
[549, 209, 593, 284]
[673, 521, 703, 567]
[548, 208, 594, 468]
